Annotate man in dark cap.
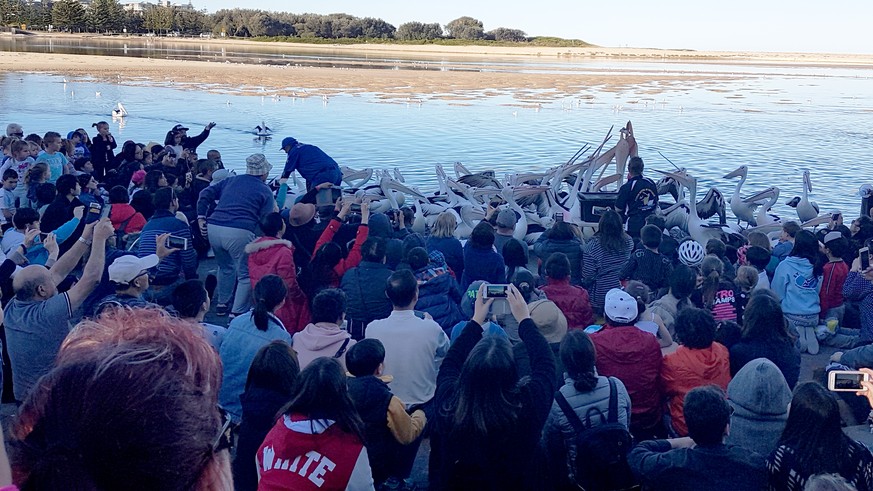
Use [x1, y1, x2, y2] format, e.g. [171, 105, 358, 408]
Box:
[165, 122, 215, 152]
[280, 136, 342, 191]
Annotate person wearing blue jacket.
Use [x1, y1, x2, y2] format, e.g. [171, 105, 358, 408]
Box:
[772, 230, 822, 354]
[197, 154, 278, 317]
[280, 137, 342, 191]
[460, 222, 505, 290]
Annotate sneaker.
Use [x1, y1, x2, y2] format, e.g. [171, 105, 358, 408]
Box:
[215, 303, 229, 316]
[805, 326, 820, 355]
[796, 325, 808, 353]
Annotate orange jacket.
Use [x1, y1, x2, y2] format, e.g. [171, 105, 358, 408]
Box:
[662, 343, 731, 436]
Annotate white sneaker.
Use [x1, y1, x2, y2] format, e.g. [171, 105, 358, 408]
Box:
[805, 326, 820, 355]
[796, 325, 808, 353]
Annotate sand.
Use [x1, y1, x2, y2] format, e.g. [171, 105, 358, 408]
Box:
[2, 33, 873, 102]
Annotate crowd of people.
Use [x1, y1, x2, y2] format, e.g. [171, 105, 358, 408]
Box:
[2, 121, 873, 490]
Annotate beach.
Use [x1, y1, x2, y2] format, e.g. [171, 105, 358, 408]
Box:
[3, 33, 873, 102]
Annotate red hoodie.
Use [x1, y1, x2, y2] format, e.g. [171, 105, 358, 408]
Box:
[820, 260, 848, 316]
[108, 203, 146, 233]
[245, 237, 310, 333]
[257, 414, 373, 491]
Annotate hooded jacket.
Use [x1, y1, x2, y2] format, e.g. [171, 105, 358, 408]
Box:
[246, 237, 310, 333]
[108, 203, 146, 234]
[341, 260, 393, 326]
[662, 343, 732, 436]
[541, 278, 594, 329]
[415, 269, 465, 332]
[292, 322, 355, 370]
[725, 358, 791, 457]
[772, 256, 821, 316]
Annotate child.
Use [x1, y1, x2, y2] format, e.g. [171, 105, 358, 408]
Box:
[345, 339, 426, 489]
[772, 230, 822, 354]
[620, 224, 673, 292]
[700, 255, 739, 323]
[772, 221, 801, 263]
[1, 140, 33, 208]
[35, 131, 69, 184]
[625, 280, 674, 350]
[820, 232, 850, 324]
[0, 169, 18, 225]
[24, 162, 49, 209]
[706, 238, 736, 281]
[745, 245, 772, 290]
[733, 265, 758, 324]
[541, 252, 594, 329]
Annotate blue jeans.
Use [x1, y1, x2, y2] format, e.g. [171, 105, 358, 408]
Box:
[207, 224, 255, 315]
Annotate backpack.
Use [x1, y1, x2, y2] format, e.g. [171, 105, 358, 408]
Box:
[113, 207, 137, 251]
[554, 377, 636, 491]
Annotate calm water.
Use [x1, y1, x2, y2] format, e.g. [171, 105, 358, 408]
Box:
[1, 45, 873, 220]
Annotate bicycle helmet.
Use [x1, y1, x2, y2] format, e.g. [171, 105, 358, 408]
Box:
[678, 240, 705, 267]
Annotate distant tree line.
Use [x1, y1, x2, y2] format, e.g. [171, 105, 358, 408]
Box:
[0, 1, 589, 45]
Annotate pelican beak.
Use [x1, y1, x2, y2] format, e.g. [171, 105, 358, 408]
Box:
[743, 187, 775, 204]
[785, 197, 801, 207]
[801, 215, 831, 228]
[723, 167, 745, 179]
[512, 185, 549, 198]
[383, 178, 428, 200]
[654, 170, 693, 188]
[804, 171, 812, 192]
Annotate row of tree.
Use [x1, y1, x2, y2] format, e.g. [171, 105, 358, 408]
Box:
[0, 0, 545, 42]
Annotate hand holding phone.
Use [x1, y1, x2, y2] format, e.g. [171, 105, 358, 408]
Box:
[828, 370, 870, 392]
[861, 247, 870, 271]
[483, 284, 510, 299]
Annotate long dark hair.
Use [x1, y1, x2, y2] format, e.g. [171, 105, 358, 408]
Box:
[560, 330, 598, 392]
[452, 336, 523, 437]
[597, 210, 630, 253]
[700, 255, 724, 308]
[778, 382, 850, 475]
[300, 242, 342, 298]
[252, 275, 287, 331]
[742, 290, 792, 343]
[545, 220, 576, 241]
[279, 357, 364, 441]
[669, 264, 697, 307]
[790, 230, 825, 277]
[245, 341, 299, 395]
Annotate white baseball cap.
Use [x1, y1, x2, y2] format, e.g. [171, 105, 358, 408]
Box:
[604, 288, 639, 324]
[108, 254, 159, 284]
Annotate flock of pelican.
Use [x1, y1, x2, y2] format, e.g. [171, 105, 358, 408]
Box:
[280, 121, 838, 247]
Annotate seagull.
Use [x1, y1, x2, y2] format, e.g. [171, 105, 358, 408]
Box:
[95, 91, 101, 97]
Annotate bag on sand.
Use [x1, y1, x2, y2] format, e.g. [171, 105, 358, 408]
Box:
[554, 377, 637, 491]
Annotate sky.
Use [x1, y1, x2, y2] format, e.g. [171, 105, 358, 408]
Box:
[195, 0, 873, 54]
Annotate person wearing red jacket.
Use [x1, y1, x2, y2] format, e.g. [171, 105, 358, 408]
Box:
[821, 232, 850, 323]
[313, 199, 369, 285]
[246, 212, 310, 333]
[540, 252, 594, 329]
[592, 288, 664, 441]
[107, 185, 146, 235]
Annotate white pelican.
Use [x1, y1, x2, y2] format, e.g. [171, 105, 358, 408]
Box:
[785, 170, 819, 222]
[743, 187, 782, 227]
[724, 165, 769, 226]
[111, 102, 127, 118]
[254, 121, 272, 137]
[668, 172, 741, 245]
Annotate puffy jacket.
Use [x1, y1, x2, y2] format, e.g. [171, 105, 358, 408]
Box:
[108, 203, 146, 233]
[534, 235, 585, 284]
[415, 271, 464, 332]
[662, 343, 731, 436]
[591, 325, 663, 433]
[427, 236, 464, 280]
[730, 338, 800, 388]
[341, 261, 393, 325]
[460, 243, 505, 291]
[541, 278, 594, 329]
[245, 237, 310, 333]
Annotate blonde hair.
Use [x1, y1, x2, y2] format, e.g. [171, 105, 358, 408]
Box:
[431, 211, 457, 239]
[735, 265, 759, 292]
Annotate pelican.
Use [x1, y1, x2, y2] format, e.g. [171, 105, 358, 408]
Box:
[340, 167, 373, 189]
[724, 165, 769, 226]
[254, 121, 272, 137]
[743, 187, 782, 227]
[785, 170, 819, 222]
[111, 102, 127, 118]
[667, 172, 741, 245]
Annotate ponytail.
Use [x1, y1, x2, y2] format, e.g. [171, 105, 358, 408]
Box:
[252, 275, 287, 331]
[700, 256, 724, 308]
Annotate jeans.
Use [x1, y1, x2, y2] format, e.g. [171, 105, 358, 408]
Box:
[208, 224, 255, 315]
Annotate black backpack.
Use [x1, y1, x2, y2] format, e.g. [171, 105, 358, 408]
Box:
[554, 377, 636, 491]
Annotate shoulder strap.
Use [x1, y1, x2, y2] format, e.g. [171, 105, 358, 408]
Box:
[334, 337, 351, 358]
[554, 391, 586, 434]
[607, 377, 619, 424]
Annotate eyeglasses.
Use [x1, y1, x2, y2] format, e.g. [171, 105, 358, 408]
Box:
[10, 133, 23, 137]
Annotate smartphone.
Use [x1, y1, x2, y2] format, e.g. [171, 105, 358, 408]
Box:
[554, 212, 564, 223]
[167, 235, 189, 250]
[484, 284, 510, 299]
[100, 203, 112, 219]
[828, 370, 870, 392]
[861, 247, 870, 271]
[86, 202, 103, 224]
[832, 213, 841, 221]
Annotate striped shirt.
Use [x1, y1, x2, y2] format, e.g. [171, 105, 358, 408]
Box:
[582, 235, 634, 310]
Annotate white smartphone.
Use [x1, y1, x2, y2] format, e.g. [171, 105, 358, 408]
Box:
[828, 370, 870, 392]
[483, 284, 510, 299]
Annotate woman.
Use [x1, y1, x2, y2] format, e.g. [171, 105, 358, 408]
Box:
[300, 200, 370, 298]
[768, 382, 873, 491]
[218, 275, 292, 422]
[772, 230, 823, 354]
[661, 308, 731, 436]
[503, 236, 535, 283]
[233, 341, 300, 491]
[582, 210, 633, 313]
[245, 212, 310, 333]
[426, 211, 465, 280]
[430, 284, 556, 490]
[411, 248, 465, 332]
[730, 290, 801, 388]
[12, 308, 231, 490]
[76, 173, 101, 207]
[257, 357, 373, 490]
[648, 264, 697, 334]
[107, 185, 146, 236]
[543, 330, 632, 490]
[144, 169, 167, 194]
[534, 220, 585, 284]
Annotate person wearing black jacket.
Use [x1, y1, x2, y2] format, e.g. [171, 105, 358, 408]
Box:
[615, 156, 658, 238]
[89, 121, 116, 181]
[429, 283, 556, 491]
[164, 123, 214, 152]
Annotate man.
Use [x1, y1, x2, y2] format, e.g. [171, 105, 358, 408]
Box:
[95, 234, 175, 315]
[35, 131, 69, 184]
[366, 270, 450, 406]
[280, 136, 342, 191]
[40, 174, 83, 234]
[166, 122, 215, 152]
[139, 187, 198, 304]
[206, 149, 224, 169]
[615, 156, 658, 238]
[172, 279, 226, 350]
[628, 385, 767, 491]
[5, 219, 114, 401]
[493, 209, 518, 256]
[6, 123, 23, 138]
[197, 154, 277, 317]
[292, 288, 356, 369]
[341, 237, 393, 339]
